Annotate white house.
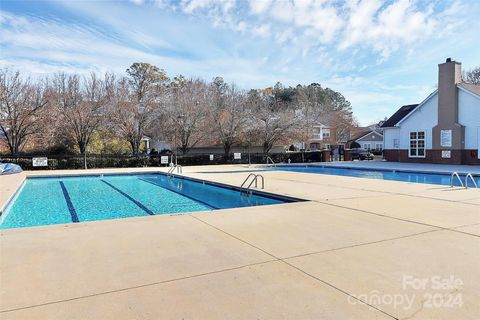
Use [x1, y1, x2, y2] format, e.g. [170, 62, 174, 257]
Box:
[350, 130, 384, 151]
[381, 59, 480, 165]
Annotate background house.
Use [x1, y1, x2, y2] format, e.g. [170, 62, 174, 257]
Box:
[347, 120, 384, 150]
[307, 123, 336, 150]
[381, 59, 480, 165]
[349, 130, 383, 151]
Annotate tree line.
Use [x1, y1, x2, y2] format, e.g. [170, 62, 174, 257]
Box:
[0, 63, 357, 158]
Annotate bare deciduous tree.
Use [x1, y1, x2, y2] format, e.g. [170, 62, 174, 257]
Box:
[209, 78, 247, 159]
[116, 63, 168, 155]
[247, 89, 298, 154]
[294, 84, 326, 149]
[463, 67, 480, 85]
[323, 111, 358, 145]
[53, 72, 110, 167]
[0, 69, 48, 155]
[164, 79, 209, 155]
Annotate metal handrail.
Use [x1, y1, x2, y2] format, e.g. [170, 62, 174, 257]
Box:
[241, 173, 258, 189]
[266, 156, 276, 167]
[167, 164, 183, 176]
[255, 174, 264, 189]
[240, 173, 265, 194]
[465, 173, 478, 189]
[450, 172, 464, 188]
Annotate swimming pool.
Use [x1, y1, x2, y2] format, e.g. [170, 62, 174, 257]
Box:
[268, 165, 480, 187]
[0, 173, 296, 229]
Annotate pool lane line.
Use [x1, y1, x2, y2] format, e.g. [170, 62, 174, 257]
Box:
[137, 177, 218, 210]
[100, 180, 155, 215]
[59, 182, 79, 223]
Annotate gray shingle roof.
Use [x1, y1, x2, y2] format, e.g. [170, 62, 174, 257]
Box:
[381, 104, 418, 128]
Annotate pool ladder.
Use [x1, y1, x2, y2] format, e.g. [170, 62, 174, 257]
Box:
[167, 165, 182, 176]
[240, 173, 265, 194]
[450, 172, 478, 189]
[266, 156, 276, 167]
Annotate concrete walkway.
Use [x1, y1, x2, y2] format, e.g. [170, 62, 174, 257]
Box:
[0, 165, 479, 319]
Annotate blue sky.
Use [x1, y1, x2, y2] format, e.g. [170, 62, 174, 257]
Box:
[1, 0, 479, 125]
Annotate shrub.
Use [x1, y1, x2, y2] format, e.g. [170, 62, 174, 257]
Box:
[0, 151, 325, 170]
[350, 141, 361, 149]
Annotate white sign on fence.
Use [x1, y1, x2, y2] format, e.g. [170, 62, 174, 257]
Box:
[32, 157, 48, 167]
[160, 156, 169, 164]
[209, 154, 214, 161]
[233, 153, 241, 160]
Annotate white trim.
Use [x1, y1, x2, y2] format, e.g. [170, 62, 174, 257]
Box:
[408, 130, 426, 158]
[396, 90, 438, 126]
[458, 85, 480, 99]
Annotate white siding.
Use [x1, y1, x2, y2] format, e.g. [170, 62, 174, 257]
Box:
[459, 89, 480, 149]
[397, 93, 438, 150]
[359, 140, 383, 149]
[383, 128, 400, 149]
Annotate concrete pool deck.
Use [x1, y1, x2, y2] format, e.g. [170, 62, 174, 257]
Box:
[0, 165, 479, 319]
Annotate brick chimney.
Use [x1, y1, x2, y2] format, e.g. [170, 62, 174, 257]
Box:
[432, 58, 465, 163]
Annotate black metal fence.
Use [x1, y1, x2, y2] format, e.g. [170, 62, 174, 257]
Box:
[0, 151, 324, 170]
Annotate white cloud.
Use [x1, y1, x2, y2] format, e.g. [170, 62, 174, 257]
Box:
[338, 0, 456, 59]
[2, 0, 478, 126]
[172, 0, 463, 61]
[180, 0, 236, 14]
[249, 0, 272, 14]
[252, 24, 271, 38]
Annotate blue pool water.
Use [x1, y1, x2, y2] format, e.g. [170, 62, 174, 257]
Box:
[269, 165, 480, 187]
[0, 174, 291, 229]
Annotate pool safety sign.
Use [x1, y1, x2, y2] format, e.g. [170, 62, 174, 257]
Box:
[441, 130, 452, 147]
[32, 157, 48, 167]
[160, 156, 169, 164]
[234, 153, 241, 160]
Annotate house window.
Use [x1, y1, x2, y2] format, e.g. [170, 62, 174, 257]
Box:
[409, 131, 425, 158]
[311, 127, 321, 140]
[375, 143, 383, 150]
[363, 143, 371, 150]
[322, 129, 331, 138]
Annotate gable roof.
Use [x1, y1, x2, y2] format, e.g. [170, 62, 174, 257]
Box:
[458, 82, 480, 97]
[381, 104, 418, 128]
[356, 130, 383, 141]
[348, 130, 370, 142]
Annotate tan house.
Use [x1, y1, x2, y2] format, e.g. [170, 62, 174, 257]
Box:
[307, 123, 337, 150]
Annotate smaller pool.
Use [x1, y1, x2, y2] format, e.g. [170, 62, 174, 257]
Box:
[268, 165, 480, 187]
[0, 173, 299, 230]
